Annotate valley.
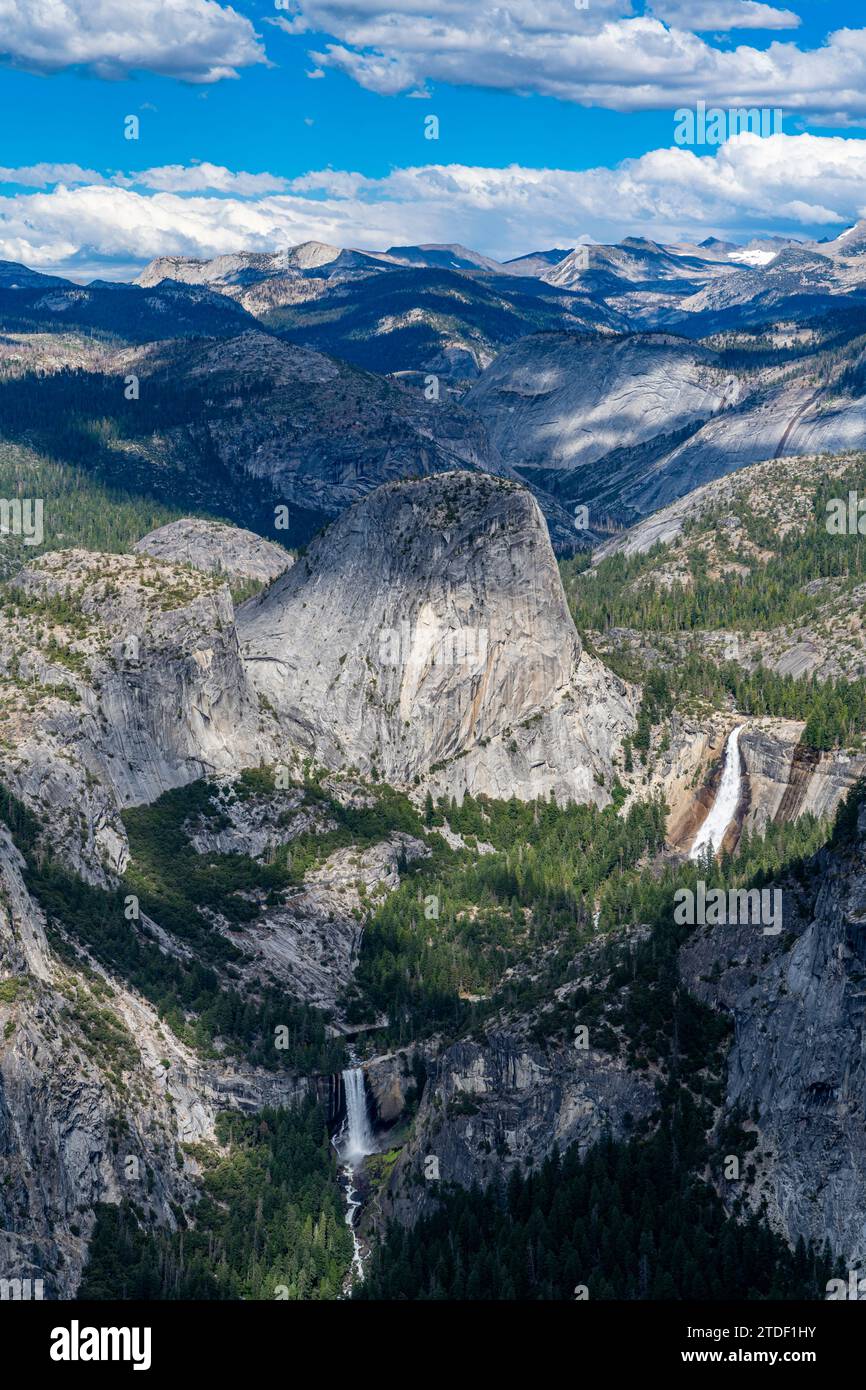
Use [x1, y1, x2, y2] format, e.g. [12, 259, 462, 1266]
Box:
[0, 223, 865, 1307]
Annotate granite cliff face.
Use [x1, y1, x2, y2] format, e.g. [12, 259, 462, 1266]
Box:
[0, 477, 633, 833]
[7, 231, 866, 1302]
[467, 329, 866, 528]
[470, 332, 737, 466]
[0, 549, 279, 880]
[738, 725, 866, 832]
[238, 471, 636, 805]
[367, 1029, 656, 1230]
[360, 757, 866, 1266]
[2, 461, 863, 1294]
[0, 541, 305, 1296]
[680, 796, 866, 1268]
[179, 773, 429, 1013]
[0, 823, 310, 1297]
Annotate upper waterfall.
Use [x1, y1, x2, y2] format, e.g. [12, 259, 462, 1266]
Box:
[690, 726, 744, 861]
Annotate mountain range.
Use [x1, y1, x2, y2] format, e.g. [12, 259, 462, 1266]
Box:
[0, 224, 863, 549]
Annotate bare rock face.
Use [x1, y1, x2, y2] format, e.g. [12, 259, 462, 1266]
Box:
[238, 471, 635, 805]
[739, 724, 866, 831]
[227, 833, 427, 1013]
[0, 475, 638, 1297]
[370, 1031, 656, 1229]
[467, 331, 738, 482]
[0, 478, 634, 891]
[134, 519, 293, 585]
[0, 549, 284, 881]
[0, 826, 253, 1297]
[0, 472, 639, 1299]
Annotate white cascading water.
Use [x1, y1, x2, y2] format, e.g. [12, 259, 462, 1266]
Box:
[336, 1065, 376, 1289]
[689, 725, 743, 861]
[341, 1067, 375, 1165]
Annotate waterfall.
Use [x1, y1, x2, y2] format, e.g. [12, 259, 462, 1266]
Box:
[335, 1065, 375, 1290]
[340, 1067, 374, 1166]
[690, 726, 743, 861]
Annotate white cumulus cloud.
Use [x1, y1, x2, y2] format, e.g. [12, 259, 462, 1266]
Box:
[650, 0, 799, 30]
[131, 164, 293, 194]
[0, 0, 267, 82]
[0, 162, 293, 194]
[0, 162, 110, 187]
[276, 1, 866, 126]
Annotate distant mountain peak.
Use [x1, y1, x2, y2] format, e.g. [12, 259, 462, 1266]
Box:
[620, 236, 661, 252]
[383, 243, 504, 272]
[823, 220, 866, 256]
[0, 259, 71, 289]
[698, 236, 737, 252]
[502, 249, 574, 277]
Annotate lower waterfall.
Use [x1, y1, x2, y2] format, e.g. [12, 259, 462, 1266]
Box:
[335, 1065, 376, 1289]
[690, 725, 744, 861]
[341, 1067, 375, 1165]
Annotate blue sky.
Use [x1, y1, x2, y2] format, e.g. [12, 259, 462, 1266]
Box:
[0, 1, 860, 180]
[0, 0, 865, 273]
